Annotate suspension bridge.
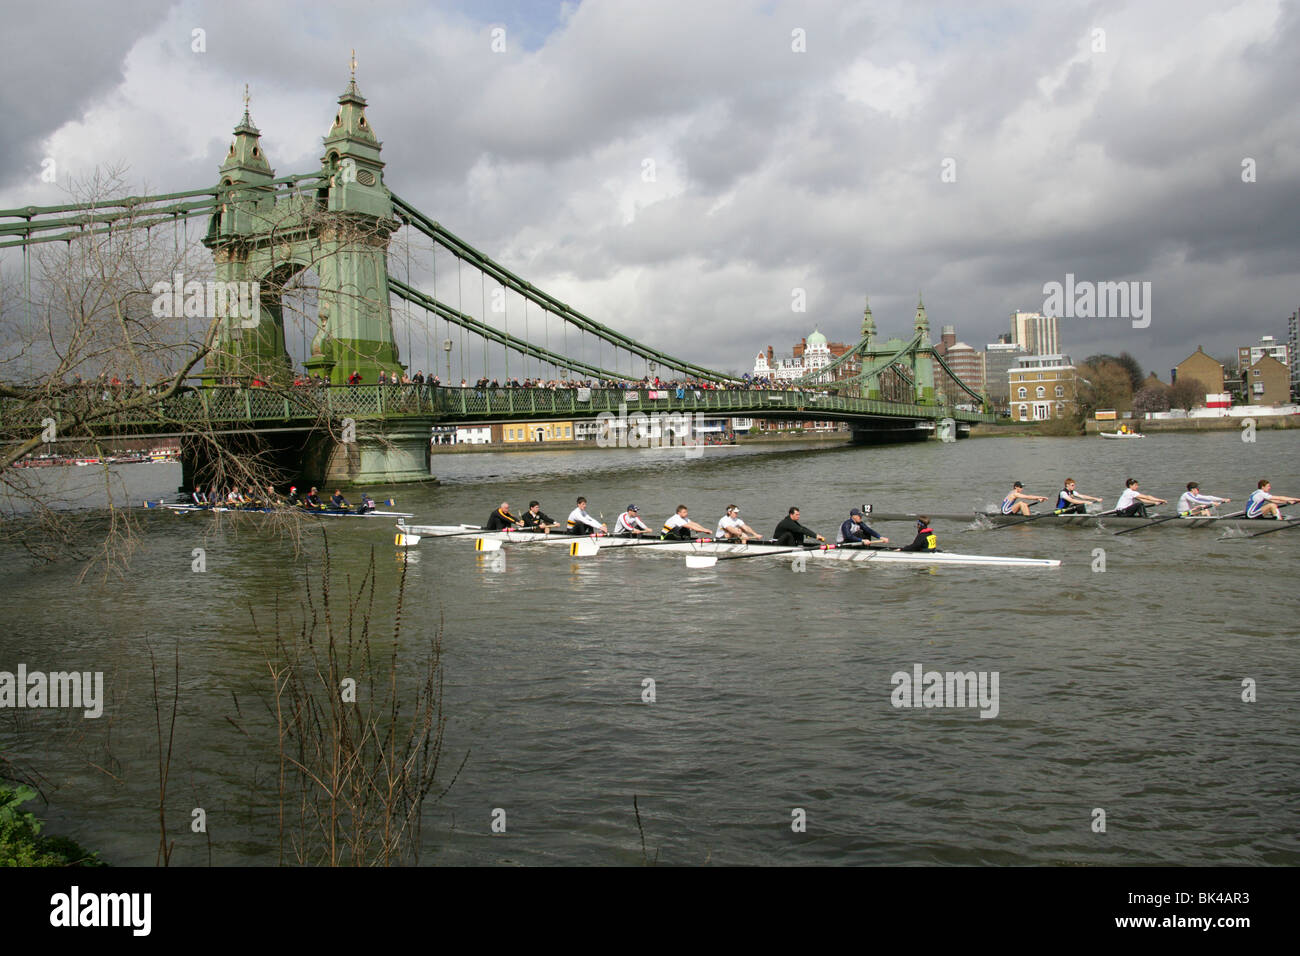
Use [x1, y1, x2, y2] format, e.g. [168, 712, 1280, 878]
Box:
[0, 72, 990, 488]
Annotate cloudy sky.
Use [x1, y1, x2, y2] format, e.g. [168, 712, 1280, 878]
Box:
[3, 0, 1298, 380]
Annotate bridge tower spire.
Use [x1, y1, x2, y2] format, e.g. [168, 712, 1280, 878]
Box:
[203, 88, 286, 384]
[912, 291, 936, 404]
[860, 295, 876, 348]
[306, 63, 402, 384]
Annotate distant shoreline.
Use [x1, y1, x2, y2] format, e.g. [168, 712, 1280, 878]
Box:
[430, 432, 853, 454]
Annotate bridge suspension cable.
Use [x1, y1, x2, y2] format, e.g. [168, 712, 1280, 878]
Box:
[390, 193, 738, 383]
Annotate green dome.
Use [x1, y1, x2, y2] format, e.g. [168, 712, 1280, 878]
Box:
[807, 328, 828, 347]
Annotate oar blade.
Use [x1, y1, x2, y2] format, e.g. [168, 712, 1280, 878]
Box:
[685, 555, 718, 569]
[570, 538, 600, 557]
[474, 536, 503, 552]
[395, 532, 421, 547]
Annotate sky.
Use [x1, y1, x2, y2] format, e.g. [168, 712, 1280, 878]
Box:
[2, 0, 1298, 380]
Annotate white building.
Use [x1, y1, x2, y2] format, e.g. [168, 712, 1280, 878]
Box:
[753, 329, 833, 383]
[1011, 311, 1060, 356]
[1239, 334, 1289, 369]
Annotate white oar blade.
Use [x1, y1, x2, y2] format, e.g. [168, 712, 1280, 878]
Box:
[685, 555, 718, 569]
[395, 532, 421, 547]
[474, 537, 503, 552]
[570, 539, 600, 557]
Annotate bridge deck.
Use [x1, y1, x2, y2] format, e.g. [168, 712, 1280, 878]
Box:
[2, 385, 994, 433]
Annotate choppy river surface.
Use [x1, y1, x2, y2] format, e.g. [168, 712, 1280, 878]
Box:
[2, 431, 1297, 865]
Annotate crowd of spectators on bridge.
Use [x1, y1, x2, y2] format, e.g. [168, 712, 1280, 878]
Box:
[55, 368, 832, 404]
[279, 369, 828, 394]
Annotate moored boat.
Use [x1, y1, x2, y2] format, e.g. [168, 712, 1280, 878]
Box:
[148, 501, 413, 518]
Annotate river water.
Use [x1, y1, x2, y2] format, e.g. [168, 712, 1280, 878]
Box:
[2, 431, 1297, 865]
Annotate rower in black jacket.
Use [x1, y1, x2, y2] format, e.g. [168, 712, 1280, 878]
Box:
[898, 517, 939, 552]
[484, 501, 522, 531]
[772, 507, 825, 546]
[520, 501, 558, 533]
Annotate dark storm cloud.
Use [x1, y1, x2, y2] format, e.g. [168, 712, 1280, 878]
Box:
[0, 0, 172, 188]
[1, 0, 1297, 377]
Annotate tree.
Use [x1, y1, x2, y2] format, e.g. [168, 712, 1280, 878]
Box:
[1083, 352, 1144, 393]
[0, 169, 372, 571]
[1075, 359, 1134, 420]
[1132, 383, 1170, 415]
[1168, 377, 1209, 411]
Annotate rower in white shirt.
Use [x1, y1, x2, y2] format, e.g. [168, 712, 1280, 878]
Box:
[715, 504, 761, 542]
[614, 504, 654, 537]
[661, 505, 713, 541]
[1177, 482, 1230, 516]
[1115, 478, 1166, 518]
[566, 496, 608, 535]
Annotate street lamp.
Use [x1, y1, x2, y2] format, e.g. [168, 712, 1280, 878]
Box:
[442, 338, 453, 384]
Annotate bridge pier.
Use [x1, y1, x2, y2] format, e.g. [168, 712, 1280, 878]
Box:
[850, 421, 932, 444]
[178, 419, 435, 492]
[305, 417, 436, 487]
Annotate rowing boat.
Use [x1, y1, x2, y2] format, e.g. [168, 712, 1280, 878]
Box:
[641, 540, 1060, 567]
[394, 524, 1059, 567]
[867, 511, 1294, 530]
[148, 502, 414, 518]
[1099, 431, 1144, 439]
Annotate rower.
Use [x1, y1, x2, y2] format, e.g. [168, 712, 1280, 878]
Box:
[566, 496, 607, 535]
[614, 504, 654, 537]
[305, 487, 323, 509]
[227, 487, 245, 506]
[264, 484, 281, 508]
[661, 505, 712, 541]
[898, 516, 939, 552]
[358, 493, 376, 514]
[191, 488, 209, 507]
[484, 501, 522, 531]
[1057, 477, 1102, 515]
[1178, 482, 1229, 516]
[716, 504, 761, 542]
[330, 489, 351, 510]
[1245, 479, 1300, 519]
[1002, 481, 1048, 516]
[1114, 478, 1166, 518]
[520, 500, 559, 533]
[837, 507, 888, 545]
[286, 485, 300, 507]
[772, 507, 824, 546]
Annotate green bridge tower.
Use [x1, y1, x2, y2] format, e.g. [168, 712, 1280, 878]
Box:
[195, 69, 432, 486]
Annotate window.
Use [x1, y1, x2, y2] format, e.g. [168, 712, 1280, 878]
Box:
[1017, 387, 1027, 399]
[1253, 368, 1261, 377]
[564, 426, 572, 437]
[1018, 404, 1028, 420]
[1055, 385, 1064, 398]
[1036, 386, 1046, 398]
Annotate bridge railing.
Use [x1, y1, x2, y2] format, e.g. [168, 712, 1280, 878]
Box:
[0, 384, 994, 431]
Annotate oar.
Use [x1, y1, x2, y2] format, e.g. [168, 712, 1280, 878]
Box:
[1113, 506, 1243, 535]
[685, 542, 828, 569]
[1242, 518, 1300, 539]
[1234, 502, 1299, 538]
[989, 507, 1116, 531]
